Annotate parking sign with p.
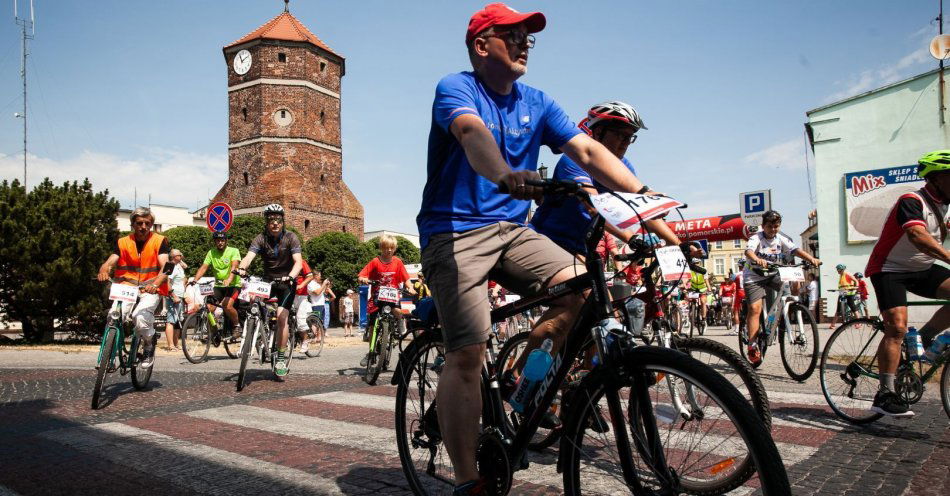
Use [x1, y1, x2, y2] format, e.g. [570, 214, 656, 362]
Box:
[740, 190, 771, 227]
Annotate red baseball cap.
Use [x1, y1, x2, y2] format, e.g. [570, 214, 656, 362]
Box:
[466, 3, 546, 45]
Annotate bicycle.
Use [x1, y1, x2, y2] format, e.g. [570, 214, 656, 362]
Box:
[180, 280, 243, 363]
[820, 309, 950, 423]
[299, 304, 326, 358]
[737, 262, 820, 381]
[363, 283, 403, 385]
[828, 289, 859, 325]
[685, 291, 706, 337]
[392, 179, 790, 496]
[91, 282, 157, 409]
[496, 250, 772, 468]
[235, 274, 297, 391]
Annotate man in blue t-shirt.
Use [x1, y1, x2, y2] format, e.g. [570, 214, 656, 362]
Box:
[417, 4, 676, 493]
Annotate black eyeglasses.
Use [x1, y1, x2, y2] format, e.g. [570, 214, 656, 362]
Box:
[605, 127, 638, 145]
[483, 31, 536, 49]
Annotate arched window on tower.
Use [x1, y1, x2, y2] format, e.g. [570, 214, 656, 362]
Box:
[243, 172, 249, 185]
[278, 52, 286, 63]
[343, 225, 347, 233]
[320, 174, 326, 183]
[319, 61, 327, 73]
[319, 111, 325, 125]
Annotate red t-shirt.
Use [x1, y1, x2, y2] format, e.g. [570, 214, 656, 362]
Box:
[359, 256, 410, 312]
[295, 260, 313, 296]
[857, 279, 868, 300]
[596, 233, 616, 261]
[719, 282, 736, 298]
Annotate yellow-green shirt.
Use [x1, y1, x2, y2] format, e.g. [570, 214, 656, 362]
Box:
[689, 272, 708, 292]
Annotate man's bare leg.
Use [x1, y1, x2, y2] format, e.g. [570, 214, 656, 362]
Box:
[437, 342, 486, 484]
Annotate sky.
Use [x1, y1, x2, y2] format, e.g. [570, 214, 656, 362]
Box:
[0, 0, 943, 237]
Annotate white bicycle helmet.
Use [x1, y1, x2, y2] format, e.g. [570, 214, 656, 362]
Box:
[579, 101, 647, 135]
[263, 203, 285, 216]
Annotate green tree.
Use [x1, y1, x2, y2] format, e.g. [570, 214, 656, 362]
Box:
[362, 235, 421, 264]
[303, 231, 368, 292]
[163, 215, 303, 278]
[0, 179, 119, 342]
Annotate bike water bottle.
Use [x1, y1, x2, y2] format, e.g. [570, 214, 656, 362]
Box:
[905, 327, 924, 362]
[508, 338, 554, 413]
[924, 330, 950, 362]
[591, 318, 623, 367]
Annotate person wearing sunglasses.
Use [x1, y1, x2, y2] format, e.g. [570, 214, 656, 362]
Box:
[97, 207, 170, 367]
[416, 4, 686, 494]
[236, 203, 303, 380]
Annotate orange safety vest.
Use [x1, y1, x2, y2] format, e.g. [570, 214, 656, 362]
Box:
[115, 233, 169, 296]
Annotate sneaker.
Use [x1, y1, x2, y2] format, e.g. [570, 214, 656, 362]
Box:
[360, 353, 370, 367]
[300, 340, 309, 353]
[275, 350, 288, 378]
[747, 345, 761, 365]
[453, 478, 488, 496]
[141, 342, 155, 368]
[870, 389, 914, 417]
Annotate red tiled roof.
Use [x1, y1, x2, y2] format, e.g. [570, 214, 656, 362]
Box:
[225, 12, 342, 59]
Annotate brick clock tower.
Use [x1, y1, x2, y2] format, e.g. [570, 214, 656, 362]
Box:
[214, 3, 363, 240]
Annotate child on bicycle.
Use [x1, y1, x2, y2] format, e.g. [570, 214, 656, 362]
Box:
[358, 235, 415, 366]
[743, 210, 821, 365]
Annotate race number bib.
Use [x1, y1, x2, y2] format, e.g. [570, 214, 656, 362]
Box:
[687, 292, 700, 299]
[198, 281, 214, 296]
[109, 283, 138, 303]
[504, 294, 521, 304]
[722, 296, 733, 305]
[377, 286, 400, 303]
[591, 192, 684, 230]
[778, 267, 805, 283]
[246, 280, 272, 299]
[655, 246, 690, 282]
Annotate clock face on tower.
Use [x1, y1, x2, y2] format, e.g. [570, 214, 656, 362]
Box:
[233, 49, 252, 75]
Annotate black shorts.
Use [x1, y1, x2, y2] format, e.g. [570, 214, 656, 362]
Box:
[870, 265, 950, 310]
[269, 282, 295, 311]
[213, 286, 240, 301]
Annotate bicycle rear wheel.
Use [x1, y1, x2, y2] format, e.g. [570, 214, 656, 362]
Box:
[223, 331, 241, 359]
[560, 346, 790, 496]
[181, 312, 211, 363]
[91, 327, 117, 410]
[780, 302, 819, 381]
[819, 318, 884, 424]
[130, 334, 154, 390]
[394, 329, 452, 495]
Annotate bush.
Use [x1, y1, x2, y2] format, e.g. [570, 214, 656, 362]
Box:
[362, 235, 421, 264]
[303, 231, 369, 292]
[0, 179, 119, 342]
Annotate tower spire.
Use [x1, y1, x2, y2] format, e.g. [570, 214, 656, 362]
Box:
[284, 0, 289, 13]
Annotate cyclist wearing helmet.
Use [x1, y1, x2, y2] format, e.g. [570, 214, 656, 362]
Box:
[864, 150, 950, 416]
[237, 203, 304, 379]
[190, 231, 243, 339]
[743, 210, 821, 365]
[828, 263, 860, 329]
[855, 272, 870, 318]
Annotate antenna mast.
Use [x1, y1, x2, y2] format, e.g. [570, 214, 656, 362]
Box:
[940, 0, 946, 125]
[14, 0, 35, 189]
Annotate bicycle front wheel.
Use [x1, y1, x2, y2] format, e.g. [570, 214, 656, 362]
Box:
[181, 312, 211, 363]
[560, 346, 790, 496]
[819, 318, 884, 424]
[780, 303, 820, 381]
[237, 315, 258, 392]
[130, 334, 154, 390]
[394, 329, 452, 495]
[941, 360, 950, 420]
[92, 327, 117, 410]
[305, 315, 325, 358]
[364, 319, 390, 385]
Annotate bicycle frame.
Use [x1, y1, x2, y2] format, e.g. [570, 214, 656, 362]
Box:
[97, 297, 142, 371]
[757, 280, 801, 347]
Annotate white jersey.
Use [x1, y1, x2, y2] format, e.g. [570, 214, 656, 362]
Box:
[742, 231, 798, 283]
[343, 297, 354, 312]
[308, 280, 325, 306]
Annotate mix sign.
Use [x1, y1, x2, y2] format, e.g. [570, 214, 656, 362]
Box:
[844, 165, 923, 243]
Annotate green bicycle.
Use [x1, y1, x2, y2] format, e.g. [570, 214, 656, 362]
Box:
[91, 283, 157, 409]
[820, 313, 950, 423]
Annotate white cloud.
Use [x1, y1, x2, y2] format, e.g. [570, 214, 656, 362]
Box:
[0, 148, 227, 210]
[743, 139, 802, 171]
[827, 46, 932, 102]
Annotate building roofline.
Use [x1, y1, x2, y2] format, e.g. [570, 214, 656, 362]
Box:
[806, 67, 943, 116]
